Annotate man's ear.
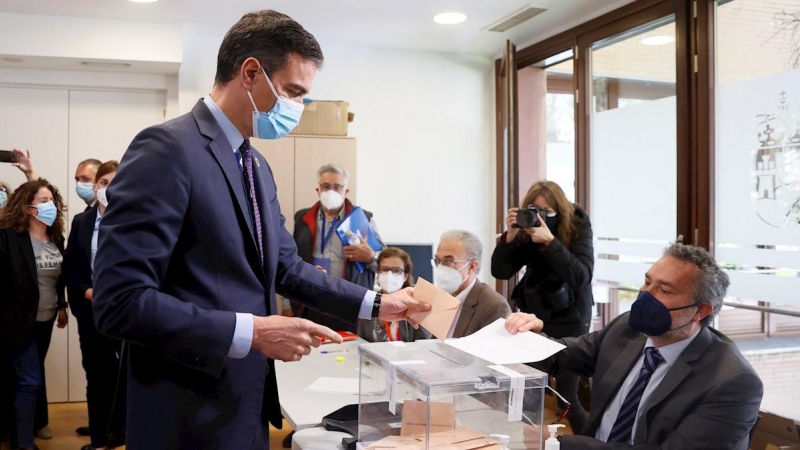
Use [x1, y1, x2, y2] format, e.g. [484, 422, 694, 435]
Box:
[695, 303, 713, 323]
[240, 57, 261, 89]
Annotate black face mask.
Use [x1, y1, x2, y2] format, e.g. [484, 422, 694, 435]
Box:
[544, 214, 560, 231]
[629, 291, 698, 336]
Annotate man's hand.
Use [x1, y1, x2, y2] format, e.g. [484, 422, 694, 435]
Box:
[251, 315, 342, 362]
[505, 312, 544, 334]
[379, 287, 431, 327]
[84, 288, 93, 300]
[343, 241, 374, 263]
[57, 308, 68, 328]
[12, 149, 35, 181]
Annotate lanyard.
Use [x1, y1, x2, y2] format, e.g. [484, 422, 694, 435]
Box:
[320, 216, 339, 254]
[384, 321, 401, 342]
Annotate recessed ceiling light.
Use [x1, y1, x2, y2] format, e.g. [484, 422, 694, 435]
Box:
[641, 35, 675, 46]
[433, 12, 467, 25]
[1, 56, 24, 63]
[129, 0, 158, 3]
[81, 61, 132, 68]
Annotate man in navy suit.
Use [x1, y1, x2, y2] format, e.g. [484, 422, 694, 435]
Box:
[92, 10, 429, 450]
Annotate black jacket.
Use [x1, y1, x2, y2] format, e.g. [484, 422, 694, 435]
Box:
[62, 205, 98, 320]
[0, 228, 66, 345]
[491, 207, 594, 338]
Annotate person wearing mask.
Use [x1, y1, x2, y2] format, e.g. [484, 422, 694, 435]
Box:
[491, 180, 593, 433]
[291, 163, 385, 331]
[90, 10, 428, 449]
[74, 159, 102, 211]
[0, 182, 9, 209]
[505, 244, 763, 449]
[63, 161, 124, 450]
[358, 247, 431, 342]
[434, 230, 511, 338]
[0, 179, 68, 450]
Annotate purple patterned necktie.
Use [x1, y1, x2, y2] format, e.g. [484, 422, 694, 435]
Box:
[239, 140, 263, 261]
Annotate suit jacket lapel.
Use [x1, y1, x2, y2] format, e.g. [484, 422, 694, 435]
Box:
[192, 101, 258, 260]
[634, 327, 713, 443]
[585, 334, 647, 436]
[454, 282, 480, 337]
[250, 151, 280, 315]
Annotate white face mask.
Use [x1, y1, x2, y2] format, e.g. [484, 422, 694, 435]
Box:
[320, 190, 344, 210]
[434, 262, 469, 294]
[378, 272, 405, 294]
[96, 187, 109, 207]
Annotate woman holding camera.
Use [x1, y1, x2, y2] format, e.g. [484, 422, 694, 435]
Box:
[491, 180, 593, 434]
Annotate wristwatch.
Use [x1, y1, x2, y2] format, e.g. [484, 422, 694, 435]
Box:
[372, 292, 382, 318]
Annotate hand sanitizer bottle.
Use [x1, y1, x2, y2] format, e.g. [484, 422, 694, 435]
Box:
[345, 230, 361, 246]
[545, 424, 565, 450]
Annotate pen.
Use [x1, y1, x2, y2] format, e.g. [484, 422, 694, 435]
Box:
[320, 350, 347, 354]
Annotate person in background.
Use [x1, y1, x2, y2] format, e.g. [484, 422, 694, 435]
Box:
[74, 159, 101, 211]
[63, 161, 125, 450]
[0, 179, 68, 450]
[433, 230, 511, 338]
[0, 182, 9, 209]
[291, 163, 385, 331]
[358, 247, 431, 342]
[505, 244, 763, 450]
[491, 180, 593, 434]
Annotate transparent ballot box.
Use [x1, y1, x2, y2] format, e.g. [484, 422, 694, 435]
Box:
[357, 340, 548, 450]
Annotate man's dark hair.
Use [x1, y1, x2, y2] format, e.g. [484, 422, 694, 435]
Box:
[215, 10, 324, 84]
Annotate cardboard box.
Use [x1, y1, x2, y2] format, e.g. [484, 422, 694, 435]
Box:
[750, 411, 800, 450]
[291, 101, 350, 136]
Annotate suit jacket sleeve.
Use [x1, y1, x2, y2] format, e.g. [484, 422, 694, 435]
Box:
[92, 126, 236, 378]
[560, 369, 762, 450]
[63, 214, 91, 298]
[491, 233, 528, 280]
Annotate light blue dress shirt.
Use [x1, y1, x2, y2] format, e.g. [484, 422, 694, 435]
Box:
[595, 328, 702, 443]
[202, 96, 376, 359]
[91, 210, 102, 275]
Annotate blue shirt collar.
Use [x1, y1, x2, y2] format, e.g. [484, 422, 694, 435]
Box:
[203, 95, 245, 153]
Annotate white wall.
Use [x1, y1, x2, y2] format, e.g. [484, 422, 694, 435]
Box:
[180, 33, 498, 282]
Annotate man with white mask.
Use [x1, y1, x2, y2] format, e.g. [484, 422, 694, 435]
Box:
[434, 230, 511, 338]
[291, 163, 385, 331]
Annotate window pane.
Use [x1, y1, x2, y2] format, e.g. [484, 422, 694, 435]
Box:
[589, 15, 677, 317]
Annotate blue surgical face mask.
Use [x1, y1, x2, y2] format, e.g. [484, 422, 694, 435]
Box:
[628, 290, 698, 336]
[30, 201, 57, 227]
[247, 67, 305, 140]
[0, 191, 7, 208]
[76, 182, 95, 202]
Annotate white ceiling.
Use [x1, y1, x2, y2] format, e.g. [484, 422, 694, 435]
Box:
[0, 0, 636, 56]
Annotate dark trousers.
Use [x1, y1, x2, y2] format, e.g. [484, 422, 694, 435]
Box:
[544, 321, 591, 435]
[34, 318, 55, 432]
[76, 312, 123, 448]
[2, 333, 41, 449]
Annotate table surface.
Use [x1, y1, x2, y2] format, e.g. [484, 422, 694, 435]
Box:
[276, 339, 364, 431]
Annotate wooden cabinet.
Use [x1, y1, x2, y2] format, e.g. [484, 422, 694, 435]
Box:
[251, 135, 357, 231]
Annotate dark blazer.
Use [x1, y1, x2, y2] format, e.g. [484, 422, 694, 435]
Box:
[92, 100, 367, 450]
[63, 206, 98, 320]
[491, 208, 593, 337]
[530, 313, 763, 450]
[0, 228, 66, 345]
[452, 281, 511, 338]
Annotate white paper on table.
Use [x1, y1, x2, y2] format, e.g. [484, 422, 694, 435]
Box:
[444, 318, 565, 364]
[305, 377, 360, 395]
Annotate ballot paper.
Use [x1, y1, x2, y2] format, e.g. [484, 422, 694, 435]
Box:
[407, 278, 460, 340]
[444, 318, 565, 364]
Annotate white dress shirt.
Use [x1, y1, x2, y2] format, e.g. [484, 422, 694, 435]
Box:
[595, 328, 702, 443]
[202, 96, 377, 359]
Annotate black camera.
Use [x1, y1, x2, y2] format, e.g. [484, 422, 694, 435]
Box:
[513, 204, 541, 228]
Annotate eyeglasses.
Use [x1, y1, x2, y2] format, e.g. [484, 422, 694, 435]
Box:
[378, 267, 405, 275]
[432, 257, 471, 269]
[0, 185, 9, 193]
[319, 183, 345, 193]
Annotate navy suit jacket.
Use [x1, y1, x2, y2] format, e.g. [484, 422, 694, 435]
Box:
[63, 205, 98, 320]
[92, 100, 367, 450]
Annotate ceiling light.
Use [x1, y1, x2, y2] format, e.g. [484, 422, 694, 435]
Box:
[1, 56, 24, 63]
[81, 61, 132, 69]
[433, 12, 467, 25]
[129, 0, 158, 3]
[641, 35, 674, 46]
